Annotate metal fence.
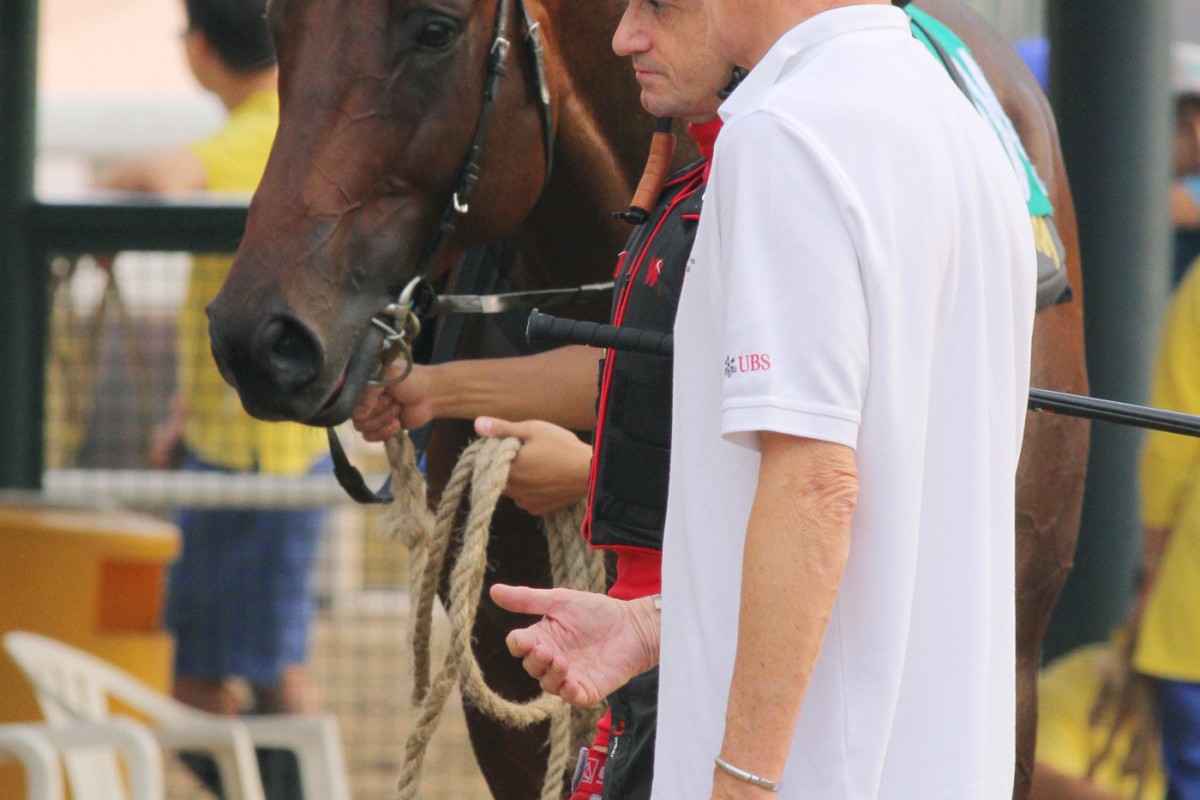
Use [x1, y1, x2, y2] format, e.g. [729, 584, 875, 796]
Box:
[39, 248, 490, 799]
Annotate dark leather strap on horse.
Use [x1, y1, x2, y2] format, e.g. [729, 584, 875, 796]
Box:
[410, 0, 555, 285]
[520, 0, 555, 187]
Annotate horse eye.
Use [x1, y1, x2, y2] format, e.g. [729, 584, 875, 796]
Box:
[417, 19, 458, 51]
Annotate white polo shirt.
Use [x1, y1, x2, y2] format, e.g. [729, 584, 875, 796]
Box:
[653, 6, 1035, 800]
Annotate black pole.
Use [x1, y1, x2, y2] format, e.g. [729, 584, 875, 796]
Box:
[0, 0, 43, 490]
[1043, 0, 1172, 660]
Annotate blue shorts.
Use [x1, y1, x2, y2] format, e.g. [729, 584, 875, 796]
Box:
[165, 453, 332, 687]
[1158, 678, 1200, 800]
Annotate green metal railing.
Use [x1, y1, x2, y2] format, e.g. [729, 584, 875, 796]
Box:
[0, 0, 250, 489]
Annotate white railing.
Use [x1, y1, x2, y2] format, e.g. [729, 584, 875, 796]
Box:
[41, 468, 384, 510]
[38, 468, 402, 616]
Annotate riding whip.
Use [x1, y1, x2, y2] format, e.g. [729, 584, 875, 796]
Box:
[527, 310, 1200, 439]
[615, 118, 676, 225]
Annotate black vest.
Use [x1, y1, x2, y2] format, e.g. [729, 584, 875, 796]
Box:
[584, 159, 706, 551]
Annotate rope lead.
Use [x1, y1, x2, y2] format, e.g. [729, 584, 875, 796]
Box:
[382, 433, 606, 800]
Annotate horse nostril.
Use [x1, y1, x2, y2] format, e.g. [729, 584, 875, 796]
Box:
[255, 315, 323, 391]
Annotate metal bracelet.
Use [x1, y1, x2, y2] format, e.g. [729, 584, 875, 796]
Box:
[714, 756, 781, 793]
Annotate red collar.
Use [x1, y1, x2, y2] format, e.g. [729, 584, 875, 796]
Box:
[687, 117, 723, 179]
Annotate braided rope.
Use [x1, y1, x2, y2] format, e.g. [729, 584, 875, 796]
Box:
[382, 433, 605, 800]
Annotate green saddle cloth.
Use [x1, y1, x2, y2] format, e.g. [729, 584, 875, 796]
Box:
[906, 6, 1054, 218]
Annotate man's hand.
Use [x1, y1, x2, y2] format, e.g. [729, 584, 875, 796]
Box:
[475, 417, 593, 515]
[490, 585, 661, 707]
[350, 363, 438, 441]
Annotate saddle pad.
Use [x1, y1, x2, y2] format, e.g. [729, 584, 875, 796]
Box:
[907, 6, 1054, 218]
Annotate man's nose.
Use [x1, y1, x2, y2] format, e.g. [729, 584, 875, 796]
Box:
[612, 7, 648, 57]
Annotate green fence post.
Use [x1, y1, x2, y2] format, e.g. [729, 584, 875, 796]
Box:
[1042, 0, 1172, 661]
[0, 0, 43, 490]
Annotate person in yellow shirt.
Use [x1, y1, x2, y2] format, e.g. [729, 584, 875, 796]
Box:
[96, 0, 329, 722]
[1135, 257, 1200, 799]
[1033, 630, 1165, 800]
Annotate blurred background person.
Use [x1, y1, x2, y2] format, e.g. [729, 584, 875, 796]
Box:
[1032, 624, 1164, 800]
[1134, 234, 1200, 800]
[95, 0, 330, 726]
[1170, 42, 1200, 286]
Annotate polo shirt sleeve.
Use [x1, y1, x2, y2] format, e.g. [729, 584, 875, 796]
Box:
[711, 110, 868, 451]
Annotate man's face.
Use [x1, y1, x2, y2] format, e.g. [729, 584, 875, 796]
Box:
[701, 0, 760, 68]
[613, 0, 733, 122]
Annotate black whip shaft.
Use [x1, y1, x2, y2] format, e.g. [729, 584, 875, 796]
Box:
[526, 309, 673, 357]
[528, 310, 1200, 439]
[1027, 389, 1200, 437]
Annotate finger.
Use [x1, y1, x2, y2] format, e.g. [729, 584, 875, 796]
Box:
[361, 420, 402, 443]
[475, 416, 529, 441]
[558, 676, 592, 708]
[351, 397, 393, 428]
[506, 629, 535, 659]
[352, 414, 399, 442]
[522, 643, 558, 682]
[490, 583, 556, 617]
[536, 647, 570, 696]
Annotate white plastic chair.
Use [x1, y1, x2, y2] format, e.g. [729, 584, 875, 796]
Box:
[4, 631, 351, 800]
[0, 718, 163, 800]
[0, 723, 63, 800]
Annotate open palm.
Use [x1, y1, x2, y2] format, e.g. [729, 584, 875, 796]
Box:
[490, 585, 660, 707]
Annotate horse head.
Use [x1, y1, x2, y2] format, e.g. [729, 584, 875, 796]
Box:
[207, 0, 556, 425]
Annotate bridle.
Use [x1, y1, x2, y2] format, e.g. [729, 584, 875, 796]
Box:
[331, 0, 560, 504]
[369, 0, 557, 384]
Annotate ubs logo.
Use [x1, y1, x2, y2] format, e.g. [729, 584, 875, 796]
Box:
[725, 354, 771, 377]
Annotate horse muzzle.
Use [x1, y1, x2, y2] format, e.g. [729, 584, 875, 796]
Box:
[206, 299, 381, 426]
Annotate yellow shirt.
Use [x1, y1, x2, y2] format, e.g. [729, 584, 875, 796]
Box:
[1037, 643, 1165, 800]
[179, 89, 326, 474]
[1136, 263, 1200, 679]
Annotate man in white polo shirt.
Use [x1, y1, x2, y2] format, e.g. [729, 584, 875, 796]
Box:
[492, 0, 1036, 797]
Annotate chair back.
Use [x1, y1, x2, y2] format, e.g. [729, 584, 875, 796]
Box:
[3, 632, 172, 800]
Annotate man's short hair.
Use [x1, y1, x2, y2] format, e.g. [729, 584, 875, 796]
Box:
[184, 0, 276, 74]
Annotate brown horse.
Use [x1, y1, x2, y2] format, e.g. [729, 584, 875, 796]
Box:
[206, 0, 1088, 797]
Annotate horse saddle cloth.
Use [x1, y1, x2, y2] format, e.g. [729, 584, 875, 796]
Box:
[906, 6, 1072, 312]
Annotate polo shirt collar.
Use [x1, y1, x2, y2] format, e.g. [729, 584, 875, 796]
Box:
[719, 3, 911, 124]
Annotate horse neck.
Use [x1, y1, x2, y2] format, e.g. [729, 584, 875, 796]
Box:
[512, 0, 657, 297]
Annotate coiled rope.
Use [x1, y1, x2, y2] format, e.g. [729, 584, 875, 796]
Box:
[382, 432, 606, 800]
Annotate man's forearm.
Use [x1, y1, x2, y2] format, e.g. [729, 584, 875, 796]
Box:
[716, 434, 857, 791]
[428, 345, 602, 429]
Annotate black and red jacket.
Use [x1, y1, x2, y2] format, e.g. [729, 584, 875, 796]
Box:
[582, 119, 720, 601]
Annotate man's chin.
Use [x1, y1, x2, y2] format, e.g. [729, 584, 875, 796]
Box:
[639, 92, 677, 120]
